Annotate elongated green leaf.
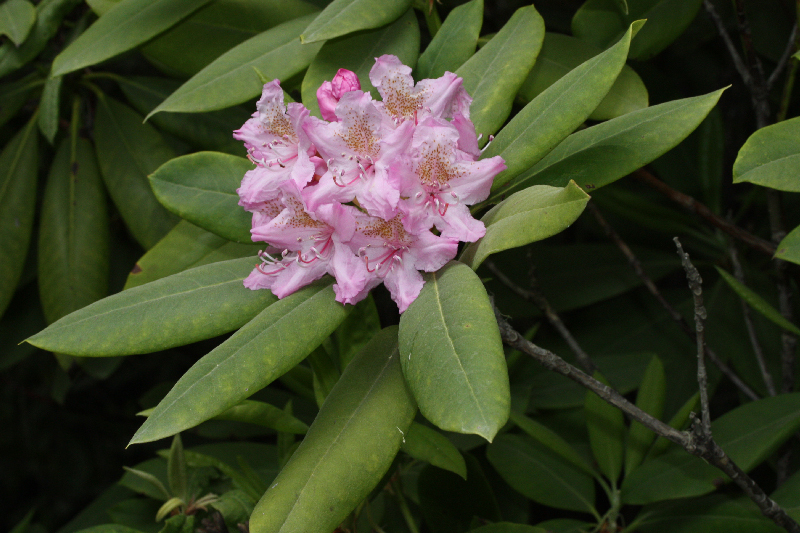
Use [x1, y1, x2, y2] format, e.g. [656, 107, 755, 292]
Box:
[572, 0, 702, 60]
[0, 115, 38, 319]
[148, 14, 321, 116]
[149, 152, 253, 243]
[140, 0, 319, 78]
[38, 138, 109, 324]
[621, 392, 800, 504]
[519, 32, 648, 121]
[646, 392, 698, 460]
[250, 326, 416, 533]
[461, 181, 589, 269]
[416, 0, 482, 80]
[130, 281, 347, 444]
[0, 73, 42, 129]
[37, 75, 62, 144]
[300, 0, 411, 43]
[772, 468, 800, 521]
[399, 261, 509, 441]
[487, 434, 596, 513]
[732, 116, 800, 192]
[0, 0, 79, 78]
[301, 9, 420, 117]
[51, 0, 212, 76]
[122, 466, 171, 500]
[401, 422, 467, 479]
[636, 494, 783, 533]
[333, 294, 381, 369]
[124, 221, 259, 290]
[625, 355, 665, 474]
[94, 95, 179, 249]
[168, 435, 188, 502]
[495, 89, 724, 200]
[484, 22, 638, 195]
[116, 75, 250, 155]
[776, 224, 800, 266]
[27, 257, 275, 356]
[509, 410, 596, 478]
[0, 0, 36, 46]
[455, 5, 544, 141]
[715, 266, 800, 336]
[585, 372, 624, 483]
[215, 400, 309, 434]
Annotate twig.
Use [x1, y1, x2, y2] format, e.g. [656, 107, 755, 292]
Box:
[674, 238, 712, 432]
[633, 169, 777, 257]
[768, 23, 799, 89]
[703, 0, 756, 91]
[494, 307, 800, 533]
[484, 260, 597, 374]
[587, 202, 760, 401]
[729, 245, 776, 396]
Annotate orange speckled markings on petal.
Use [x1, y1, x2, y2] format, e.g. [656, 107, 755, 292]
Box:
[417, 138, 464, 189]
[381, 73, 428, 119]
[281, 196, 325, 231]
[262, 101, 297, 142]
[359, 215, 413, 247]
[336, 110, 381, 159]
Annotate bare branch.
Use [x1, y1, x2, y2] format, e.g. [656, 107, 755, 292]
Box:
[703, 0, 756, 90]
[768, 23, 799, 89]
[633, 169, 777, 257]
[587, 202, 760, 401]
[485, 260, 597, 374]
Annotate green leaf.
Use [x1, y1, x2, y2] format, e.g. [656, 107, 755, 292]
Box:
[94, 95, 179, 249]
[646, 392, 698, 460]
[124, 221, 259, 290]
[0, 0, 79, 78]
[776, 224, 800, 266]
[149, 152, 253, 243]
[636, 494, 783, 533]
[715, 266, 800, 336]
[0, 73, 43, 129]
[139, 0, 320, 78]
[167, 435, 187, 502]
[497, 88, 724, 199]
[484, 22, 638, 194]
[461, 181, 590, 270]
[38, 137, 109, 324]
[51, 0, 213, 76]
[487, 434, 596, 514]
[214, 399, 309, 434]
[300, 0, 412, 43]
[571, 0, 702, 60]
[0, 115, 38, 319]
[585, 372, 625, 483]
[621, 392, 800, 504]
[509, 410, 596, 478]
[116, 76, 250, 156]
[772, 468, 800, 521]
[301, 8, 420, 117]
[455, 5, 544, 141]
[732, 116, 800, 192]
[333, 294, 381, 369]
[399, 261, 509, 441]
[415, 0, 482, 80]
[148, 14, 321, 116]
[401, 422, 467, 479]
[37, 75, 62, 144]
[0, 0, 36, 46]
[249, 326, 417, 533]
[27, 257, 275, 356]
[518, 32, 648, 121]
[122, 466, 171, 500]
[625, 355, 665, 475]
[130, 280, 347, 444]
[156, 497, 186, 522]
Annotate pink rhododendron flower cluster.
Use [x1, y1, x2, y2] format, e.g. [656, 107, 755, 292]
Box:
[234, 55, 506, 312]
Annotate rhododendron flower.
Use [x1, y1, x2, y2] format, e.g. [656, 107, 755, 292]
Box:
[317, 68, 361, 122]
[234, 57, 505, 312]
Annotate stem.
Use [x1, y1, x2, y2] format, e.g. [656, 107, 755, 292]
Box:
[484, 261, 597, 374]
[634, 169, 776, 257]
[391, 474, 420, 533]
[588, 202, 760, 401]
